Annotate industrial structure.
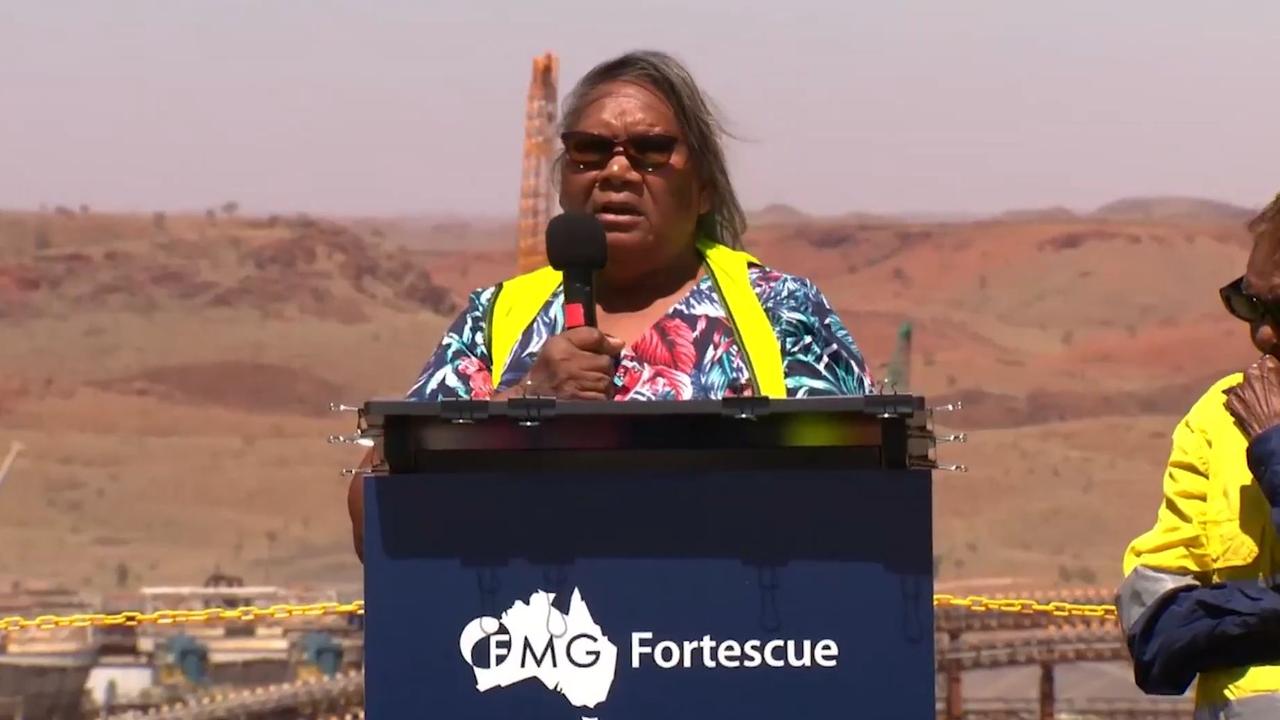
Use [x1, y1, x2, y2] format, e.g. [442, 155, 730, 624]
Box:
[885, 321, 913, 392]
[931, 588, 1175, 720]
[516, 52, 560, 274]
[0, 575, 363, 720]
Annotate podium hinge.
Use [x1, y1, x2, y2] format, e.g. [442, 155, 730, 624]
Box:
[327, 430, 379, 447]
[507, 396, 556, 424]
[721, 396, 770, 420]
[866, 394, 915, 418]
[439, 399, 491, 423]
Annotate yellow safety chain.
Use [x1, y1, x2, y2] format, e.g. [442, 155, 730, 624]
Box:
[0, 600, 364, 632]
[932, 594, 1118, 620]
[0, 595, 1121, 632]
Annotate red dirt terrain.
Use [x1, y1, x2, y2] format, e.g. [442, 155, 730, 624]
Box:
[0, 200, 1262, 596]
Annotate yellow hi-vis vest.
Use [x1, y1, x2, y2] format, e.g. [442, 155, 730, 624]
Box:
[1120, 372, 1280, 715]
[485, 237, 787, 398]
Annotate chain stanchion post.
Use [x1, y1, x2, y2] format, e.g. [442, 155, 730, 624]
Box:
[944, 629, 963, 720]
[1039, 661, 1055, 720]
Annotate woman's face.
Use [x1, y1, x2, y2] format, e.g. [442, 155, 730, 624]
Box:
[558, 80, 708, 282]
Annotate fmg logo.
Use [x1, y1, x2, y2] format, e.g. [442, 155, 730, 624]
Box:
[462, 619, 512, 669]
[461, 616, 607, 670]
[457, 589, 618, 712]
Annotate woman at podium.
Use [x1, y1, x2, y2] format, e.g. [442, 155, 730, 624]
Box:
[347, 50, 876, 559]
[404, 49, 873, 403]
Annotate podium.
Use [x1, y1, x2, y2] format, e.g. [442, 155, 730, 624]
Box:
[360, 396, 938, 719]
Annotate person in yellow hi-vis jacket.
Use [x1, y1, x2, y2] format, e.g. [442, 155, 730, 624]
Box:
[1120, 195, 1280, 719]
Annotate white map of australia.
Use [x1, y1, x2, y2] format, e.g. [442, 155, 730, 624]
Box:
[459, 588, 618, 718]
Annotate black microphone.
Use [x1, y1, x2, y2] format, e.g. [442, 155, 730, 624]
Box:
[545, 212, 607, 329]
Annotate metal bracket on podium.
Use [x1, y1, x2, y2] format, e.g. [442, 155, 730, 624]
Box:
[439, 399, 490, 424]
[331, 400, 385, 476]
[507, 396, 556, 426]
[721, 396, 770, 420]
[906, 400, 968, 472]
[865, 394, 917, 418]
[930, 400, 963, 417]
[330, 402, 369, 431]
[328, 431, 378, 447]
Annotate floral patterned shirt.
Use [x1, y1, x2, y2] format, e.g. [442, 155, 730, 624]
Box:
[406, 266, 873, 401]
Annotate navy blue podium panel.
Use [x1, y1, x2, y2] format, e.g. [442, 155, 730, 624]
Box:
[364, 465, 934, 720]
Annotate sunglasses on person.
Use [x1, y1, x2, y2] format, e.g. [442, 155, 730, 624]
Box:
[1220, 276, 1280, 323]
[560, 131, 680, 172]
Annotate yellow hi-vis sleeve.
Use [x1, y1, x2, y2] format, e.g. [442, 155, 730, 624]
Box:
[1122, 416, 1216, 579]
[1122, 373, 1246, 580]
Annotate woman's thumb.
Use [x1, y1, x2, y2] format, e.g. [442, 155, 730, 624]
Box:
[604, 333, 626, 355]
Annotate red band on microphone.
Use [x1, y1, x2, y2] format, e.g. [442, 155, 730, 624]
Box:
[564, 302, 586, 329]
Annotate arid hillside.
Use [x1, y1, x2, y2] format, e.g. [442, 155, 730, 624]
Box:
[0, 209, 457, 592]
[0, 202, 1261, 594]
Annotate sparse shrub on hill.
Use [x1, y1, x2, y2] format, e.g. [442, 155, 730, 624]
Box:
[807, 229, 857, 248]
[895, 230, 933, 243]
[1039, 230, 1140, 251]
[221, 201, 239, 217]
[400, 271, 456, 313]
[1058, 564, 1098, 585]
[152, 212, 166, 230]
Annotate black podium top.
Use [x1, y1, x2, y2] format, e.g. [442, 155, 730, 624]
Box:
[359, 395, 934, 474]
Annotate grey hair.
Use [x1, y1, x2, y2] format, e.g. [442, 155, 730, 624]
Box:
[556, 50, 748, 249]
[1249, 193, 1280, 243]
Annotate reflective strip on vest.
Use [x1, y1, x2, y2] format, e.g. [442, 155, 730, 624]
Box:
[1115, 565, 1199, 636]
[1117, 567, 1280, 713]
[486, 239, 787, 398]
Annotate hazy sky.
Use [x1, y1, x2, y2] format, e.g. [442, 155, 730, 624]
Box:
[3, 1, 1277, 217]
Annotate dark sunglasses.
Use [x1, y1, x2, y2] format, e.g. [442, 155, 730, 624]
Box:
[1220, 276, 1280, 323]
[560, 131, 679, 172]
